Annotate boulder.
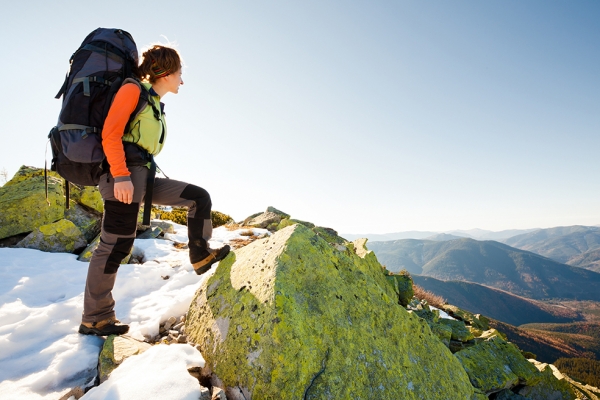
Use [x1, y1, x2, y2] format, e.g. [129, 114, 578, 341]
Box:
[454, 336, 542, 395]
[151, 220, 175, 233]
[517, 360, 576, 400]
[494, 389, 529, 399]
[65, 203, 102, 242]
[69, 185, 104, 214]
[0, 166, 66, 239]
[243, 211, 283, 229]
[442, 305, 490, 331]
[439, 319, 475, 342]
[98, 335, 152, 383]
[186, 224, 474, 399]
[16, 219, 87, 253]
[266, 206, 290, 219]
[78, 234, 132, 264]
[386, 273, 414, 307]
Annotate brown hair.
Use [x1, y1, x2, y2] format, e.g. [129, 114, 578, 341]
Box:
[136, 45, 182, 83]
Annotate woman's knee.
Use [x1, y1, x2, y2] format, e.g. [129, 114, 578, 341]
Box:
[180, 184, 211, 219]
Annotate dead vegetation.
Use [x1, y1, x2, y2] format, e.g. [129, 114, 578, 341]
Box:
[413, 284, 447, 308]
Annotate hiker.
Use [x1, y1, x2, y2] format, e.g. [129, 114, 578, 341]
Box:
[78, 44, 230, 336]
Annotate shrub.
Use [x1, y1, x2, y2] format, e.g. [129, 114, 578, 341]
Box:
[152, 207, 233, 228]
[413, 284, 446, 308]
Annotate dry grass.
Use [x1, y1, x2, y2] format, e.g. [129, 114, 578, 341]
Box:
[413, 284, 446, 308]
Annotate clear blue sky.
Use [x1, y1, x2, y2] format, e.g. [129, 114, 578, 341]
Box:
[2, 1, 599, 233]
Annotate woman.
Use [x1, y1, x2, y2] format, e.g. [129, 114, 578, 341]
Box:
[79, 45, 230, 336]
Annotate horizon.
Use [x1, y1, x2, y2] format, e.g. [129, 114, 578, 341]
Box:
[2, 1, 599, 234]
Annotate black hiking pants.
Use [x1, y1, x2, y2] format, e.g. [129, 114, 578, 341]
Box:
[82, 165, 212, 323]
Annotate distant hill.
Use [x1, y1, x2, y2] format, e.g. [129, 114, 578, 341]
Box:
[447, 228, 538, 241]
[423, 233, 464, 241]
[342, 228, 536, 242]
[412, 275, 583, 326]
[489, 319, 600, 363]
[502, 226, 600, 269]
[342, 231, 438, 242]
[369, 238, 600, 301]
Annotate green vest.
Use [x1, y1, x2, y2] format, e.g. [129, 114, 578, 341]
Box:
[122, 82, 167, 156]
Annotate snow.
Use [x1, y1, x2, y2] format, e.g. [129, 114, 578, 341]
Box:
[0, 223, 267, 400]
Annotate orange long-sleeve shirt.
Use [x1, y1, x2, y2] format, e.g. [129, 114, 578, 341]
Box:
[102, 83, 141, 179]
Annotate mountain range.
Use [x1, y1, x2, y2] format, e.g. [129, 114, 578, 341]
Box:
[342, 228, 537, 242]
[502, 225, 600, 272]
[368, 237, 600, 301]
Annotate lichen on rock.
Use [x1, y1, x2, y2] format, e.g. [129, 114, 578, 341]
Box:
[0, 166, 66, 239]
[186, 224, 474, 399]
[16, 219, 87, 253]
[454, 336, 542, 395]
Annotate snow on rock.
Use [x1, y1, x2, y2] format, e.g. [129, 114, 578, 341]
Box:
[0, 224, 267, 399]
[82, 344, 204, 400]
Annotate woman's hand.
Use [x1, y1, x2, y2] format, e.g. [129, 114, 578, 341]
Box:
[114, 181, 134, 204]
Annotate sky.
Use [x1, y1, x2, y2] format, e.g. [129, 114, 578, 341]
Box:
[1, 1, 599, 233]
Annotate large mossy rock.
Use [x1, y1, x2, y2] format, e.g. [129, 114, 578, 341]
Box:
[517, 360, 576, 400]
[186, 224, 474, 399]
[16, 219, 87, 253]
[0, 166, 66, 239]
[454, 336, 542, 395]
[65, 203, 102, 242]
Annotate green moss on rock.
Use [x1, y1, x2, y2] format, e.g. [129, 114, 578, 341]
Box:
[187, 225, 474, 399]
[454, 336, 542, 395]
[386, 272, 414, 307]
[0, 167, 65, 239]
[439, 319, 475, 342]
[16, 219, 86, 253]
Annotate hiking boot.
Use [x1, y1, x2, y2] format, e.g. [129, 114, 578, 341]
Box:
[79, 317, 129, 336]
[192, 245, 231, 275]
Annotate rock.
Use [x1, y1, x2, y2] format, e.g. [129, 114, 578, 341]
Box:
[69, 185, 103, 213]
[211, 387, 227, 400]
[77, 234, 132, 263]
[266, 206, 290, 218]
[517, 360, 577, 400]
[431, 322, 453, 347]
[65, 203, 101, 242]
[98, 335, 151, 382]
[438, 319, 475, 342]
[454, 336, 542, 395]
[16, 219, 87, 253]
[442, 305, 490, 331]
[386, 273, 414, 307]
[243, 211, 283, 229]
[494, 389, 529, 399]
[312, 226, 347, 245]
[276, 218, 315, 230]
[0, 166, 66, 239]
[164, 316, 177, 331]
[199, 385, 211, 400]
[136, 226, 163, 239]
[186, 224, 474, 399]
[151, 220, 175, 233]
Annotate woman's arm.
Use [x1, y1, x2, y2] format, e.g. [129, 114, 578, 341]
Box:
[102, 82, 141, 203]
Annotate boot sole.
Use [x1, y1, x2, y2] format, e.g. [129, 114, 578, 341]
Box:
[78, 324, 129, 336]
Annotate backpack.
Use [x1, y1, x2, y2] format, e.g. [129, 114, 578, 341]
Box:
[49, 27, 142, 187]
[47, 28, 161, 225]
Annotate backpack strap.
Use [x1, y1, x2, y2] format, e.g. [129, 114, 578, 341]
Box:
[142, 157, 156, 226]
[72, 76, 112, 97]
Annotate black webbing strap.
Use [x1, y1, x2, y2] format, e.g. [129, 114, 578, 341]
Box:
[82, 44, 124, 63]
[64, 179, 70, 210]
[142, 158, 156, 226]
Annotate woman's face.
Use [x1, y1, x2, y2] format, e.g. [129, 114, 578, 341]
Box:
[165, 68, 184, 94]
